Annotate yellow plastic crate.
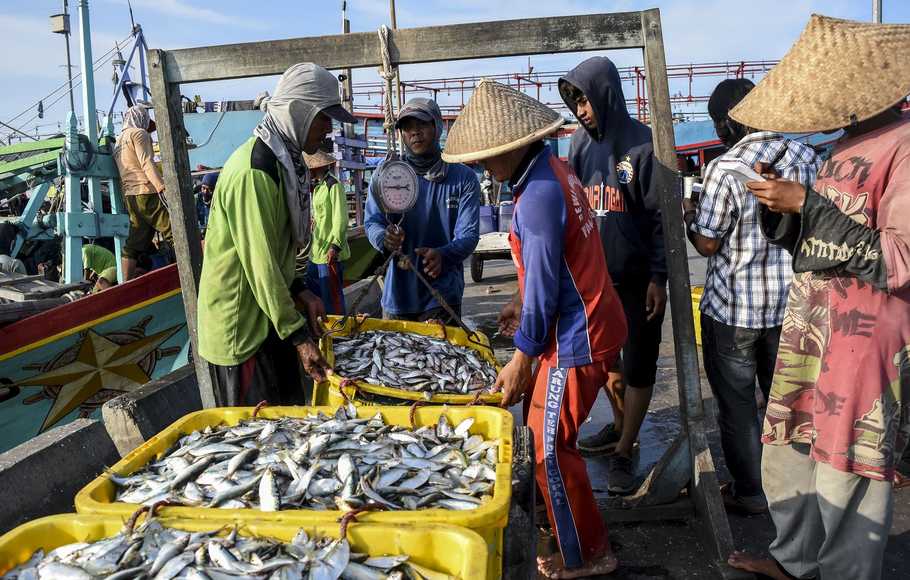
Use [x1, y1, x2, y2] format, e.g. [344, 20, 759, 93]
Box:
[75, 405, 513, 579]
[315, 315, 504, 406]
[691, 285, 704, 346]
[0, 514, 487, 579]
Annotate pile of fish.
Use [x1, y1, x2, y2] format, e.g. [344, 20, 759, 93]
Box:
[331, 331, 498, 395]
[112, 405, 499, 512]
[1, 516, 452, 579]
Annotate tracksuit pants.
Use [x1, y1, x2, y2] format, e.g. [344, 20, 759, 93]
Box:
[527, 353, 619, 568]
[307, 261, 346, 315]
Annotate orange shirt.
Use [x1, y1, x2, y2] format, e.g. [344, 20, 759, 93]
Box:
[114, 127, 165, 196]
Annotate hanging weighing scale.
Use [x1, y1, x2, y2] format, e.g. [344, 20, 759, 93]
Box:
[376, 159, 419, 215]
[334, 24, 490, 353]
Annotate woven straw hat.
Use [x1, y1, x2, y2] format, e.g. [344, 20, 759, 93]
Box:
[303, 149, 336, 170]
[442, 79, 564, 163]
[730, 15, 910, 133]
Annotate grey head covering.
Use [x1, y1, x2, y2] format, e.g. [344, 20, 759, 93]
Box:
[121, 105, 150, 132]
[396, 97, 448, 183]
[253, 63, 351, 248]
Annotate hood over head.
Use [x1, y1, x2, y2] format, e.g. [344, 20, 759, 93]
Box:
[396, 97, 448, 182]
[253, 63, 351, 247]
[559, 56, 630, 142]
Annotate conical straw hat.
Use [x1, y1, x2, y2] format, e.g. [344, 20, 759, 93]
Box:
[442, 79, 564, 163]
[730, 15, 910, 133]
[304, 149, 336, 170]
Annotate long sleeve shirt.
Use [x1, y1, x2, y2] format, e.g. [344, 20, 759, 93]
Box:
[310, 174, 350, 264]
[197, 137, 308, 366]
[364, 162, 480, 316]
[509, 146, 627, 368]
[692, 131, 821, 328]
[760, 117, 910, 481]
[114, 127, 166, 196]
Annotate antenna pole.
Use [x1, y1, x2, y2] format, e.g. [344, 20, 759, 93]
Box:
[63, 0, 76, 114]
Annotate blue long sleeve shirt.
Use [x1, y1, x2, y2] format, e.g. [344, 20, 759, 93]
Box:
[365, 162, 480, 315]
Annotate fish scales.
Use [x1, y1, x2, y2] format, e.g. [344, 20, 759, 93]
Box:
[332, 331, 497, 395]
[0, 516, 449, 580]
[112, 407, 498, 513]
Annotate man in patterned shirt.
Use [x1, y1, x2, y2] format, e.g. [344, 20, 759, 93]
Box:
[726, 15, 910, 580]
[684, 79, 820, 514]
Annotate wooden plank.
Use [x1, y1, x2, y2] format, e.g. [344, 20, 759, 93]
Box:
[690, 425, 754, 579]
[162, 12, 644, 83]
[642, 8, 701, 425]
[599, 497, 693, 523]
[641, 9, 741, 574]
[148, 49, 221, 409]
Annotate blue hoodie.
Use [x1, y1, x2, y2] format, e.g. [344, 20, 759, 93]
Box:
[560, 57, 667, 285]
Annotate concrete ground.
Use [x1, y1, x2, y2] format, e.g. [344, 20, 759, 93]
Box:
[461, 255, 910, 579]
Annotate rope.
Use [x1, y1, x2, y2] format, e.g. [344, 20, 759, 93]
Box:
[339, 506, 382, 540]
[252, 400, 269, 418]
[408, 400, 425, 429]
[377, 25, 398, 157]
[337, 378, 359, 406]
[468, 389, 487, 406]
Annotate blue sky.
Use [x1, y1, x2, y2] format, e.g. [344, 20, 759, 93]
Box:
[1, 0, 906, 141]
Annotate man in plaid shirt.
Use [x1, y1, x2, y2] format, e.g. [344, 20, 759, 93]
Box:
[683, 79, 821, 514]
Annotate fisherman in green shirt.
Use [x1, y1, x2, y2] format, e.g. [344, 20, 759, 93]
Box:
[197, 63, 356, 406]
[82, 244, 116, 283]
[304, 149, 349, 315]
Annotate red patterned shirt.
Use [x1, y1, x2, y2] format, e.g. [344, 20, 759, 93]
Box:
[762, 118, 910, 480]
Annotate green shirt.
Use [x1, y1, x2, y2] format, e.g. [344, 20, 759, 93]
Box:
[197, 137, 306, 366]
[310, 174, 350, 264]
[82, 245, 116, 276]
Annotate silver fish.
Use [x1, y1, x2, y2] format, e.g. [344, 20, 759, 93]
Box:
[332, 331, 498, 395]
[112, 407, 498, 513]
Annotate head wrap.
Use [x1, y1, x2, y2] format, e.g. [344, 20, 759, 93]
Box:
[121, 105, 150, 132]
[253, 63, 346, 247]
[397, 98, 448, 182]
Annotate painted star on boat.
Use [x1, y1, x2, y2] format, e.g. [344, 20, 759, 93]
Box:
[16, 324, 183, 432]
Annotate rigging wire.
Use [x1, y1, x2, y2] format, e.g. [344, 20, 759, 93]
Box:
[1, 31, 133, 130]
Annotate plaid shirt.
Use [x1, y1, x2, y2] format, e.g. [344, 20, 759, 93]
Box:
[692, 131, 821, 328]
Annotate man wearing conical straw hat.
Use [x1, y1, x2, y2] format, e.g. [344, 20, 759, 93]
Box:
[724, 15, 910, 580]
[443, 80, 628, 578]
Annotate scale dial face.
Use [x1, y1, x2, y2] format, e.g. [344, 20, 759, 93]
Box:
[378, 160, 419, 214]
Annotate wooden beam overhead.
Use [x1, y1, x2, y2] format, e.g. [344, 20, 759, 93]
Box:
[162, 11, 645, 84]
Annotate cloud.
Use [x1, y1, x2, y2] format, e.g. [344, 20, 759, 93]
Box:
[102, 0, 267, 30]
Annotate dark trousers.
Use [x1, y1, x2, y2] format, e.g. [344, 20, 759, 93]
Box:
[701, 313, 781, 497]
[211, 329, 308, 407]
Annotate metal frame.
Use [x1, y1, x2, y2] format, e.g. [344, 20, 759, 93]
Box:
[149, 9, 742, 574]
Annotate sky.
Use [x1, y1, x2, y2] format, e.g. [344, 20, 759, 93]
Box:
[0, 0, 906, 141]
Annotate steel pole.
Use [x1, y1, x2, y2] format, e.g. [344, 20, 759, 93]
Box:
[873, 0, 882, 22]
[77, 0, 97, 142]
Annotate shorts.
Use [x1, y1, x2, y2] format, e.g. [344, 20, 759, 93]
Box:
[614, 276, 664, 388]
[124, 193, 173, 258]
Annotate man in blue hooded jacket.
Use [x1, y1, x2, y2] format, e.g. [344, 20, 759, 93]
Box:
[365, 98, 480, 324]
[560, 56, 668, 494]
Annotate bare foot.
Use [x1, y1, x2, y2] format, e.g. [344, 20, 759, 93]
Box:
[537, 551, 619, 578]
[727, 551, 791, 580]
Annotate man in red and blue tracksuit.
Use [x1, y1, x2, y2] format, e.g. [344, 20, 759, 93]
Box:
[495, 140, 628, 577]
